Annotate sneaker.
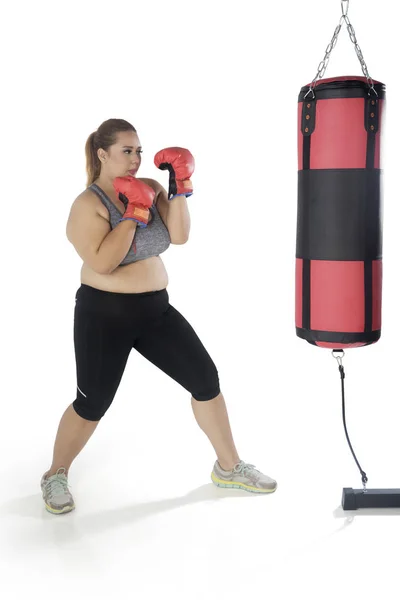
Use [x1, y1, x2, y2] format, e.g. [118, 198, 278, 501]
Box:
[211, 460, 277, 494]
[41, 467, 75, 514]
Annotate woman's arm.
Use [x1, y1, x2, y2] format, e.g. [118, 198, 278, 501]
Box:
[140, 177, 191, 244]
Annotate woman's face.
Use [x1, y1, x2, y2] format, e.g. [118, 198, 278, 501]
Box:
[99, 131, 142, 179]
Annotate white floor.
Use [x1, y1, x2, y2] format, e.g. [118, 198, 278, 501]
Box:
[1, 342, 399, 600]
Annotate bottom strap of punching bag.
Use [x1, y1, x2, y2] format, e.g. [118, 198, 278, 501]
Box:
[296, 327, 380, 346]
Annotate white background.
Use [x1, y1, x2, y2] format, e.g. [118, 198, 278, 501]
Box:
[0, 0, 398, 598]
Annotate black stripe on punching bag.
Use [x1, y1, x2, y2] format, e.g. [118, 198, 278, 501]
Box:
[301, 97, 316, 170]
[364, 261, 373, 333]
[364, 97, 379, 331]
[296, 169, 382, 261]
[300, 97, 316, 331]
[366, 129, 376, 170]
[296, 327, 380, 345]
[303, 138, 310, 170]
[302, 259, 311, 331]
[298, 81, 386, 102]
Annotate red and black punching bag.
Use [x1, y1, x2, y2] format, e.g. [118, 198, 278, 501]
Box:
[295, 76, 385, 349]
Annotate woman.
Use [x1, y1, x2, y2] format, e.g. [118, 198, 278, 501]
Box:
[40, 118, 277, 514]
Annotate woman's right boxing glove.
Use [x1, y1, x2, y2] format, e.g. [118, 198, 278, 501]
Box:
[113, 176, 155, 228]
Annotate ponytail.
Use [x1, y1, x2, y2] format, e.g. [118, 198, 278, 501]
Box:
[85, 131, 101, 187]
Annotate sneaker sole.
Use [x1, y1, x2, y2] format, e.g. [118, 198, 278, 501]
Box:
[43, 501, 75, 515]
[211, 471, 277, 494]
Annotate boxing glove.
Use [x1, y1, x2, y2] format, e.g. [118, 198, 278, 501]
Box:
[154, 147, 195, 200]
[113, 176, 155, 228]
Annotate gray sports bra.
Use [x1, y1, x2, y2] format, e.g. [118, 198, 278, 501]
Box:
[89, 183, 171, 265]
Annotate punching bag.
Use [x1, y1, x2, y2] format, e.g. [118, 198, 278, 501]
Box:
[295, 75, 385, 349]
[294, 1, 400, 512]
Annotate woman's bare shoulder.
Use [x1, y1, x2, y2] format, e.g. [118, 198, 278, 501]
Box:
[71, 187, 107, 217]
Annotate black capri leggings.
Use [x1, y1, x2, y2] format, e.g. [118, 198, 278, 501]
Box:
[72, 284, 220, 421]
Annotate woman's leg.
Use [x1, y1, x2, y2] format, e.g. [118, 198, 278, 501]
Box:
[133, 298, 276, 493]
[134, 304, 241, 469]
[190, 392, 240, 471]
[45, 404, 101, 477]
[44, 289, 133, 478]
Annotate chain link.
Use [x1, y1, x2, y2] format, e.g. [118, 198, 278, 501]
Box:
[304, 0, 377, 99]
[343, 14, 377, 95]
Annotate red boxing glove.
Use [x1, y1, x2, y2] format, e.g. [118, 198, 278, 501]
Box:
[154, 147, 195, 200]
[113, 176, 155, 228]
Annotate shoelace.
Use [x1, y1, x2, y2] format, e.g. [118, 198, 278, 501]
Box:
[233, 461, 260, 477]
[45, 474, 72, 499]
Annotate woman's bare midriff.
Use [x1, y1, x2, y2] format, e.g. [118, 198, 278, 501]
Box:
[80, 256, 169, 293]
[79, 178, 169, 293]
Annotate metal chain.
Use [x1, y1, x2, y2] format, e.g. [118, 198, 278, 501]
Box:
[304, 21, 344, 98]
[304, 0, 377, 99]
[342, 13, 377, 96]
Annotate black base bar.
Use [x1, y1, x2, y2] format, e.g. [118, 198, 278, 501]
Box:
[342, 488, 400, 510]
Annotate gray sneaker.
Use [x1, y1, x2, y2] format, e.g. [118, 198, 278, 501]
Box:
[211, 460, 277, 493]
[41, 467, 75, 514]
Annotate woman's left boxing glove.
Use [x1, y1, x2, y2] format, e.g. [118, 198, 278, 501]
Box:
[154, 147, 195, 200]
